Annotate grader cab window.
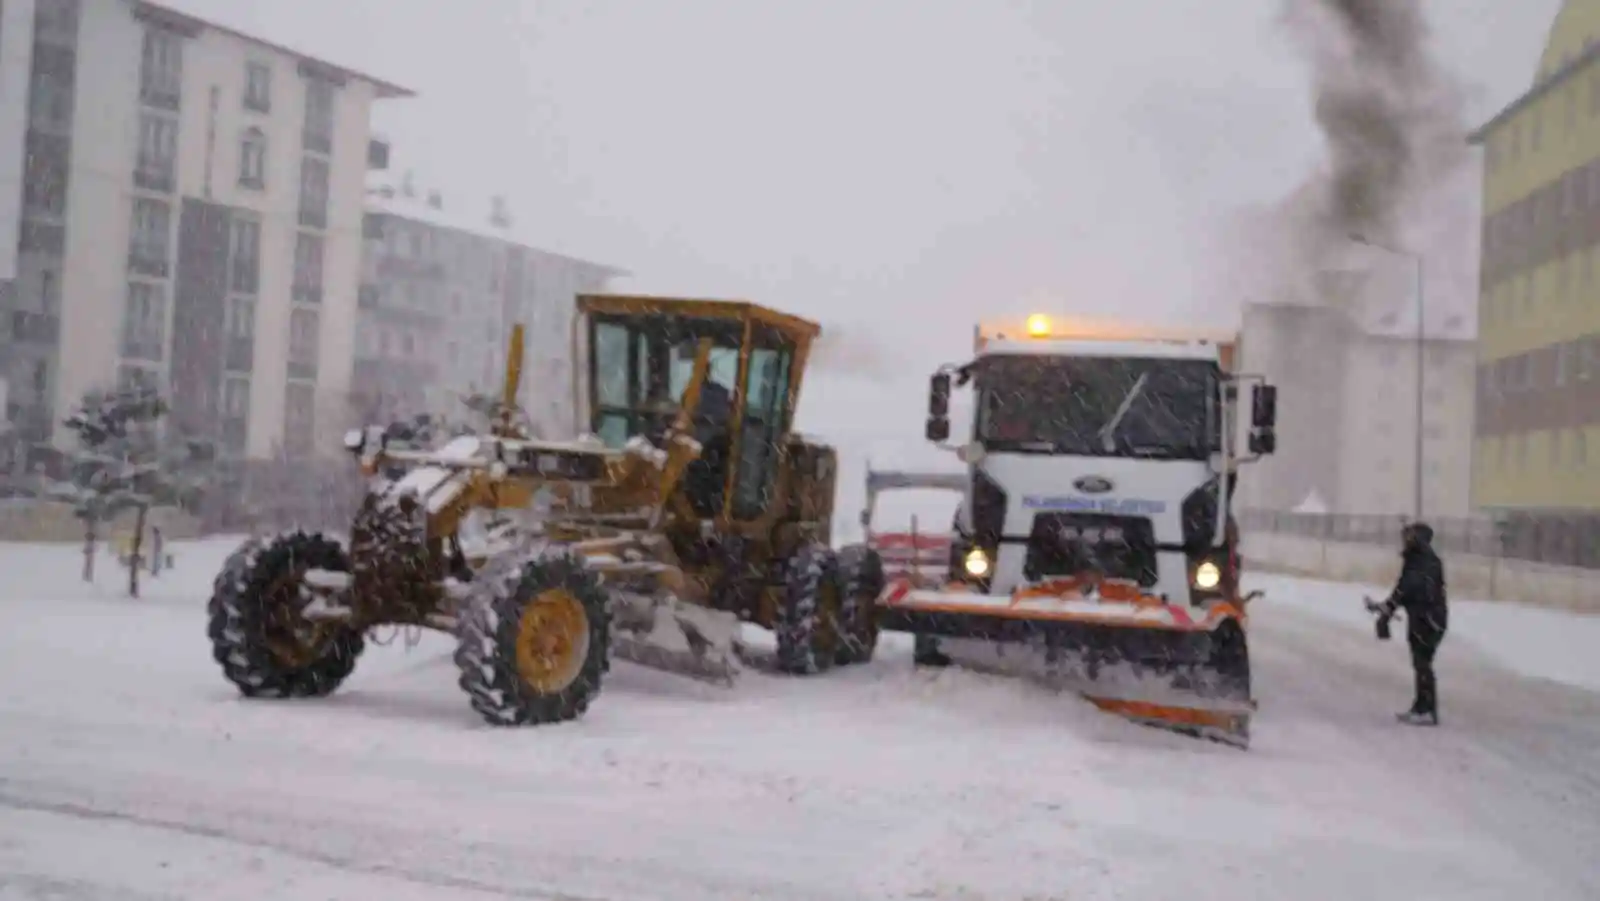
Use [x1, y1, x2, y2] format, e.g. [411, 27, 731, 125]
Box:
[590, 313, 745, 517]
[590, 315, 742, 449]
[731, 328, 796, 520]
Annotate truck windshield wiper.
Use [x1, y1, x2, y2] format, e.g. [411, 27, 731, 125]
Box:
[1097, 373, 1150, 453]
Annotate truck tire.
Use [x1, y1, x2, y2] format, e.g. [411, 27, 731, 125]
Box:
[207, 532, 365, 699]
[775, 543, 846, 675]
[454, 549, 611, 726]
[834, 543, 884, 666]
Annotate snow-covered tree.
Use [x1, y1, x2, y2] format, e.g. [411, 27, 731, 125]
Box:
[47, 385, 214, 595]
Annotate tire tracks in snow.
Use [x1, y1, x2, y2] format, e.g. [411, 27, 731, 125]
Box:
[0, 787, 600, 901]
[0, 778, 833, 901]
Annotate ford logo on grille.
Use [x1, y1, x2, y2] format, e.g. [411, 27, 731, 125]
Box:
[1074, 475, 1114, 494]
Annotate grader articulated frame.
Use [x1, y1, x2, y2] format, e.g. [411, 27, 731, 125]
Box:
[206, 296, 884, 726]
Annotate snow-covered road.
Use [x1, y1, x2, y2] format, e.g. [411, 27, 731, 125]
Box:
[1, 539, 1597, 900]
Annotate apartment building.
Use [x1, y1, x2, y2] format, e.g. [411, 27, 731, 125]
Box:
[353, 172, 622, 439]
[1470, 0, 1600, 513]
[0, 0, 411, 460]
[1239, 276, 1478, 519]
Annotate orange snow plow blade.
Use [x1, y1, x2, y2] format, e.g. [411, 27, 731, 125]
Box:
[877, 576, 1255, 748]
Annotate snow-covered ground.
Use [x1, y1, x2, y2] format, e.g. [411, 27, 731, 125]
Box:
[2, 538, 1598, 900]
[1251, 571, 1600, 694]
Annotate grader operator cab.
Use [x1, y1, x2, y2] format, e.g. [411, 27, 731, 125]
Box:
[205, 296, 883, 728]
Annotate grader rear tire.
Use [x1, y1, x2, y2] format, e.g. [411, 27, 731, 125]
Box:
[454, 550, 611, 726]
[206, 532, 365, 699]
[775, 543, 849, 675]
[834, 544, 884, 666]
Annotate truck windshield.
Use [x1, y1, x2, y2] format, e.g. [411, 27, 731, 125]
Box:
[973, 354, 1219, 459]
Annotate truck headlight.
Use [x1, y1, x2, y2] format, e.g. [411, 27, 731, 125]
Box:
[963, 548, 990, 577]
[1194, 560, 1221, 590]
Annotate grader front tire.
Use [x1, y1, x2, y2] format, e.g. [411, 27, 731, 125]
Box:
[454, 552, 612, 726]
[206, 532, 365, 699]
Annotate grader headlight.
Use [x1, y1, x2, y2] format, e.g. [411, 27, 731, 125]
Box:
[1194, 560, 1222, 591]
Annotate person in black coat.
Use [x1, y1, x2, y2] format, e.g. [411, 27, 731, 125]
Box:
[1368, 522, 1449, 725]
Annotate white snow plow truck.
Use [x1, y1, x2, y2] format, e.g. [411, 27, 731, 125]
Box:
[876, 314, 1278, 748]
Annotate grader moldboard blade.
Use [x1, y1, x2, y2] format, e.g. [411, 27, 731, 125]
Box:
[607, 588, 742, 686]
[878, 577, 1256, 748]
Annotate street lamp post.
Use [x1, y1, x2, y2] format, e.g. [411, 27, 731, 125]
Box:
[1351, 234, 1426, 522]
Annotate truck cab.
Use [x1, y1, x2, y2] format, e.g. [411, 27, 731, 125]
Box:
[926, 314, 1277, 610]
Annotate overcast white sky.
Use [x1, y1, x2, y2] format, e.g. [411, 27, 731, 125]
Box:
[167, 0, 1559, 368]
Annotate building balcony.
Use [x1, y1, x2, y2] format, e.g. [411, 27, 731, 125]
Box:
[134, 165, 175, 193]
[121, 336, 164, 362]
[224, 337, 254, 373]
[19, 221, 65, 256]
[376, 256, 446, 280]
[302, 130, 332, 155]
[127, 250, 169, 279]
[221, 418, 248, 453]
[140, 86, 180, 112]
[11, 312, 60, 344]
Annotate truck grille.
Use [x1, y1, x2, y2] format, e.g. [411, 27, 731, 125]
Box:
[1022, 513, 1158, 587]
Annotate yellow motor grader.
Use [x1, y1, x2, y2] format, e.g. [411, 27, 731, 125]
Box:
[205, 295, 884, 726]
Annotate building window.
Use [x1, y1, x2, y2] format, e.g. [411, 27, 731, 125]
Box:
[238, 128, 266, 189]
[139, 28, 183, 110]
[293, 232, 324, 303]
[224, 296, 255, 373]
[34, 0, 81, 40]
[28, 70, 73, 131]
[225, 297, 255, 339]
[288, 308, 320, 379]
[39, 270, 59, 313]
[244, 61, 271, 112]
[283, 382, 316, 457]
[221, 376, 250, 446]
[136, 112, 178, 192]
[127, 197, 171, 277]
[297, 156, 330, 228]
[118, 364, 158, 392]
[228, 217, 260, 295]
[22, 132, 69, 218]
[121, 281, 166, 362]
[302, 78, 336, 154]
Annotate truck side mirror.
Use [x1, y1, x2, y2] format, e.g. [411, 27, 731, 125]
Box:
[926, 372, 951, 443]
[1251, 384, 1277, 429]
[1248, 428, 1276, 455]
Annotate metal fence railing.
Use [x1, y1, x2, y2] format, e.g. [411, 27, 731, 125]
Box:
[1241, 509, 1600, 570]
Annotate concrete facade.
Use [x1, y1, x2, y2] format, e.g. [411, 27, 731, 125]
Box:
[1239, 291, 1477, 519]
[1470, 0, 1600, 512]
[352, 173, 622, 439]
[0, 0, 411, 459]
